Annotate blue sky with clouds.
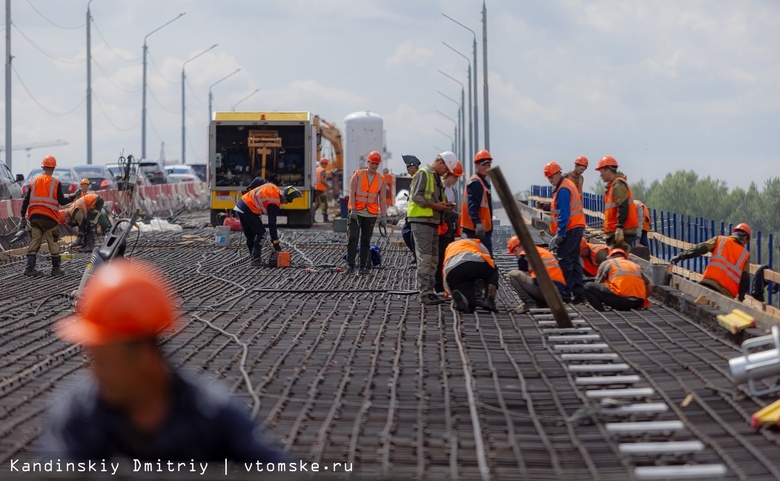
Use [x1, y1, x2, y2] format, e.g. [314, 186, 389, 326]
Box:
[2, 0, 778, 192]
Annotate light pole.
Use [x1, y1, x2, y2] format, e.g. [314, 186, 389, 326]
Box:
[209, 68, 240, 121]
[442, 41, 472, 166]
[86, 0, 94, 164]
[437, 70, 465, 168]
[482, 1, 490, 150]
[142, 12, 185, 160]
[182, 43, 217, 165]
[437, 95, 461, 161]
[231, 88, 260, 111]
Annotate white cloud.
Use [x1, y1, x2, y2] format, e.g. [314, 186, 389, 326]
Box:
[386, 41, 434, 68]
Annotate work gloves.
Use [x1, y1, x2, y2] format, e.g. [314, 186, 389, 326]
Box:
[548, 235, 564, 252]
[18, 218, 28, 230]
[614, 228, 625, 245]
[475, 223, 485, 239]
[272, 239, 282, 252]
[378, 216, 387, 229]
[349, 210, 359, 222]
[670, 255, 682, 265]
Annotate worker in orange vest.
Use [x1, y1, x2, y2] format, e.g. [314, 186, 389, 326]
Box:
[382, 167, 395, 207]
[565, 156, 588, 194]
[435, 160, 464, 294]
[60, 193, 105, 249]
[347, 151, 387, 275]
[584, 248, 652, 311]
[670, 223, 751, 300]
[633, 199, 652, 247]
[443, 238, 499, 313]
[66, 178, 91, 202]
[313, 158, 330, 222]
[460, 149, 495, 256]
[234, 183, 302, 267]
[581, 239, 610, 277]
[20, 155, 71, 277]
[507, 236, 567, 313]
[595, 156, 639, 253]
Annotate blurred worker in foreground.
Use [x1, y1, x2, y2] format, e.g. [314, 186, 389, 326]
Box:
[670, 223, 751, 300]
[408, 151, 457, 305]
[20, 155, 71, 277]
[60, 193, 105, 249]
[435, 160, 464, 294]
[443, 238, 499, 313]
[44, 260, 286, 462]
[584, 248, 652, 311]
[633, 199, 652, 247]
[581, 239, 610, 278]
[313, 158, 330, 222]
[543, 161, 586, 303]
[382, 167, 395, 207]
[595, 156, 638, 253]
[235, 183, 302, 267]
[565, 156, 588, 194]
[67, 178, 91, 202]
[400, 155, 421, 265]
[460, 149, 495, 256]
[346, 150, 387, 275]
[507, 236, 566, 313]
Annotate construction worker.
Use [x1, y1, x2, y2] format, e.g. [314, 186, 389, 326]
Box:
[595, 156, 639, 253]
[670, 223, 751, 300]
[584, 248, 652, 311]
[544, 161, 587, 303]
[633, 199, 652, 247]
[346, 150, 387, 275]
[460, 149, 495, 256]
[60, 193, 105, 249]
[566, 156, 588, 194]
[44, 260, 286, 462]
[443, 238, 499, 313]
[313, 158, 329, 222]
[20, 155, 70, 277]
[581, 239, 610, 277]
[382, 167, 395, 207]
[235, 183, 302, 267]
[435, 160, 464, 294]
[401, 155, 421, 265]
[66, 178, 91, 202]
[507, 236, 567, 313]
[407, 151, 457, 305]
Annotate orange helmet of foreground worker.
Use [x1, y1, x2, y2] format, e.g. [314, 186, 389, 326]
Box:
[543, 162, 562, 178]
[367, 151, 382, 164]
[57, 260, 179, 346]
[41, 155, 57, 168]
[733, 223, 751, 242]
[609, 248, 628, 259]
[574, 156, 589, 167]
[474, 149, 492, 164]
[319, 158, 329, 165]
[595, 156, 618, 171]
[507, 235, 521, 254]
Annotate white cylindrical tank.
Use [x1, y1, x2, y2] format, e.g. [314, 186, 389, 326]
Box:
[343, 111, 384, 195]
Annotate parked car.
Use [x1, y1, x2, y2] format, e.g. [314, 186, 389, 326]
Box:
[0, 161, 22, 200]
[138, 161, 168, 185]
[21, 167, 79, 196]
[165, 165, 199, 183]
[187, 163, 207, 182]
[72, 165, 117, 191]
[105, 163, 153, 191]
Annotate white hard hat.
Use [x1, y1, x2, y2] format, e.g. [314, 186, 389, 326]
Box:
[437, 151, 459, 173]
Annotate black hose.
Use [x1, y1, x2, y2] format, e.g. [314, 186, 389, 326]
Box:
[253, 288, 417, 295]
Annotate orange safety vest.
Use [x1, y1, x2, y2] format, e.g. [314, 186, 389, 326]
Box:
[702, 236, 750, 298]
[604, 258, 649, 307]
[241, 183, 281, 215]
[603, 177, 638, 233]
[633, 200, 651, 231]
[66, 193, 99, 219]
[550, 177, 586, 235]
[527, 246, 566, 284]
[443, 238, 495, 277]
[27, 174, 61, 221]
[383, 173, 394, 205]
[583, 243, 610, 277]
[315, 166, 327, 192]
[348, 169, 383, 215]
[459, 174, 492, 232]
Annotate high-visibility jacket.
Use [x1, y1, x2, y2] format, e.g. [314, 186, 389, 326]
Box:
[633, 200, 651, 232]
[66, 193, 100, 219]
[460, 174, 492, 231]
[604, 177, 638, 233]
[241, 183, 281, 215]
[550, 177, 586, 235]
[27, 174, 61, 221]
[407, 166, 438, 219]
[348, 169, 383, 215]
[383, 173, 394, 205]
[702, 236, 750, 298]
[527, 246, 566, 284]
[315, 166, 327, 192]
[443, 238, 495, 277]
[583, 243, 610, 277]
[604, 258, 649, 307]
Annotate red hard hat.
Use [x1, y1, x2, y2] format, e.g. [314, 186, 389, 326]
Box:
[595, 156, 618, 171]
[367, 151, 382, 164]
[733, 223, 751, 241]
[474, 149, 492, 164]
[41, 155, 57, 168]
[507, 235, 520, 254]
[319, 157, 329, 165]
[57, 260, 179, 346]
[543, 162, 563, 178]
[575, 156, 589, 167]
[609, 248, 628, 259]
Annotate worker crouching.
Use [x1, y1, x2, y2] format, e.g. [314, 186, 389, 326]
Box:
[60, 193, 105, 249]
[507, 236, 566, 313]
[443, 238, 499, 313]
[584, 248, 652, 311]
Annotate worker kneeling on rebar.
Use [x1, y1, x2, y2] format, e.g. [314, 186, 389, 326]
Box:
[59, 193, 105, 249]
[583, 248, 652, 311]
[43, 260, 287, 463]
[443, 238, 499, 313]
[507, 236, 566, 314]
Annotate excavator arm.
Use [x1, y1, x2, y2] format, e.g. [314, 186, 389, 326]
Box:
[313, 115, 343, 173]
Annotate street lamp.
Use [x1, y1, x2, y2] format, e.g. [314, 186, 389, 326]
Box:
[182, 43, 218, 164]
[442, 12, 479, 159]
[142, 12, 186, 160]
[442, 41, 472, 166]
[232, 88, 260, 111]
[209, 68, 241, 120]
[437, 95, 461, 161]
[437, 70, 465, 169]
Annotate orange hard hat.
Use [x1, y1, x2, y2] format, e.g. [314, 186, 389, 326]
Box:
[474, 149, 492, 164]
[319, 158, 329, 165]
[580, 238, 590, 256]
[80, 178, 91, 185]
[595, 156, 618, 171]
[543, 162, 563, 178]
[575, 156, 589, 167]
[609, 248, 628, 259]
[41, 155, 57, 168]
[57, 210, 67, 225]
[367, 151, 382, 164]
[733, 223, 751, 241]
[507, 235, 520, 254]
[451, 160, 464, 177]
[57, 260, 179, 346]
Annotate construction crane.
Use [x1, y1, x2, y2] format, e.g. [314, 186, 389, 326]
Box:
[312, 116, 343, 173]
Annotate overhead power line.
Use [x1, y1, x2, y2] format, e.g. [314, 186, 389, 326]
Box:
[12, 66, 85, 116]
[91, 16, 139, 62]
[25, 0, 84, 29]
[11, 23, 84, 64]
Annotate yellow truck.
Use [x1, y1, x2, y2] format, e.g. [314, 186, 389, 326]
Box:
[208, 111, 317, 227]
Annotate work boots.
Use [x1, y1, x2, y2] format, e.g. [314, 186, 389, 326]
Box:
[250, 241, 265, 267]
[479, 284, 499, 313]
[23, 255, 44, 277]
[323, 213, 329, 222]
[50, 256, 64, 277]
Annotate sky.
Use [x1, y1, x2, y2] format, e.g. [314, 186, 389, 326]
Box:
[2, 0, 779, 193]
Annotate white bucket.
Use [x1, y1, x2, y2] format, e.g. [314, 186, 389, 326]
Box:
[215, 226, 231, 246]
